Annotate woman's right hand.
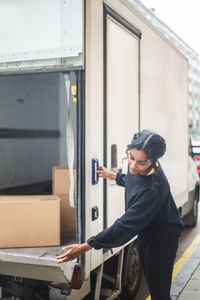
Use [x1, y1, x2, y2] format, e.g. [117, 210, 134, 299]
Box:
[97, 165, 116, 181]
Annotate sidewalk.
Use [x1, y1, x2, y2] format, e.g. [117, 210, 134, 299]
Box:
[171, 234, 200, 299]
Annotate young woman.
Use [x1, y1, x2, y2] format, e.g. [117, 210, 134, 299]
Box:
[56, 129, 183, 300]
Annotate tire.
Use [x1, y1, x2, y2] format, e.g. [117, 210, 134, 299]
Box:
[121, 242, 142, 299]
[183, 188, 199, 227]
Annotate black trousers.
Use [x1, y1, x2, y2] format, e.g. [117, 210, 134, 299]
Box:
[138, 236, 178, 300]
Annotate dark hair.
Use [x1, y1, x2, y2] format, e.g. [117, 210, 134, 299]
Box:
[127, 129, 166, 163]
[127, 129, 166, 192]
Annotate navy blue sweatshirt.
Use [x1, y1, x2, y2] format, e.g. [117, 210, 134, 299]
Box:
[87, 164, 183, 249]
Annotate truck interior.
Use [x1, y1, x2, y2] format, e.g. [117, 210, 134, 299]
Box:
[0, 71, 78, 250]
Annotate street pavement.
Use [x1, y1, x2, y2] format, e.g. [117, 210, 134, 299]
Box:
[171, 234, 200, 300]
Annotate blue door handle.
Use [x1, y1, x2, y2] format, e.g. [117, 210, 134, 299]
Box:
[92, 158, 99, 185]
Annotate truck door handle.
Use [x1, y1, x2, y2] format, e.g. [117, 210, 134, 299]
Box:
[110, 167, 122, 173]
[92, 158, 99, 185]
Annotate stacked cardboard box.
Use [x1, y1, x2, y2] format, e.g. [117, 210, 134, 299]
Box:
[52, 167, 76, 232]
[0, 167, 76, 248]
[0, 195, 60, 248]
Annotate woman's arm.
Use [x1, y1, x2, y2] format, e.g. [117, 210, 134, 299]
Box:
[56, 166, 128, 263]
[56, 188, 156, 262]
[87, 186, 167, 249]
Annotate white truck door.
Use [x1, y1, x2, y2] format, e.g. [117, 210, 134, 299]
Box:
[84, 1, 141, 276]
[104, 6, 140, 230]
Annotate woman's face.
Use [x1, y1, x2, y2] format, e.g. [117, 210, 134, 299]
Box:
[127, 148, 152, 175]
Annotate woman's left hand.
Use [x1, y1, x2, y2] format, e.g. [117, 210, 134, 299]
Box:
[56, 243, 92, 263]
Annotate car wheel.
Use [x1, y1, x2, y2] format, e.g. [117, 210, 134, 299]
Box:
[121, 242, 141, 299]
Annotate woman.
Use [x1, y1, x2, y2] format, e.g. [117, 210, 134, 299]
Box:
[56, 129, 183, 300]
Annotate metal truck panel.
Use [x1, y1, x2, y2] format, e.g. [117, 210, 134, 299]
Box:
[84, 0, 104, 277]
[105, 9, 139, 227]
[0, 234, 77, 282]
[0, 0, 83, 71]
[105, 0, 189, 207]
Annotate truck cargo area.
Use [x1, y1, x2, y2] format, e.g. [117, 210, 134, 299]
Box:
[0, 72, 77, 196]
[0, 72, 79, 282]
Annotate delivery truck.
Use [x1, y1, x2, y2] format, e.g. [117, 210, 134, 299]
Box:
[0, 0, 199, 299]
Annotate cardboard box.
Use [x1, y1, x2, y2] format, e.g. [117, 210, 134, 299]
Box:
[52, 167, 76, 232]
[0, 195, 60, 248]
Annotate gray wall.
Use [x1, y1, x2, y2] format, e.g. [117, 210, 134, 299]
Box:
[0, 72, 76, 189]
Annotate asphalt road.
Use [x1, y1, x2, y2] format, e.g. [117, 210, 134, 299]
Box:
[134, 206, 200, 300]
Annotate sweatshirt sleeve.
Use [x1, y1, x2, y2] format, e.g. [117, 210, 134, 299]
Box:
[87, 186, 167, 249]
[116, 173, 127, 187]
